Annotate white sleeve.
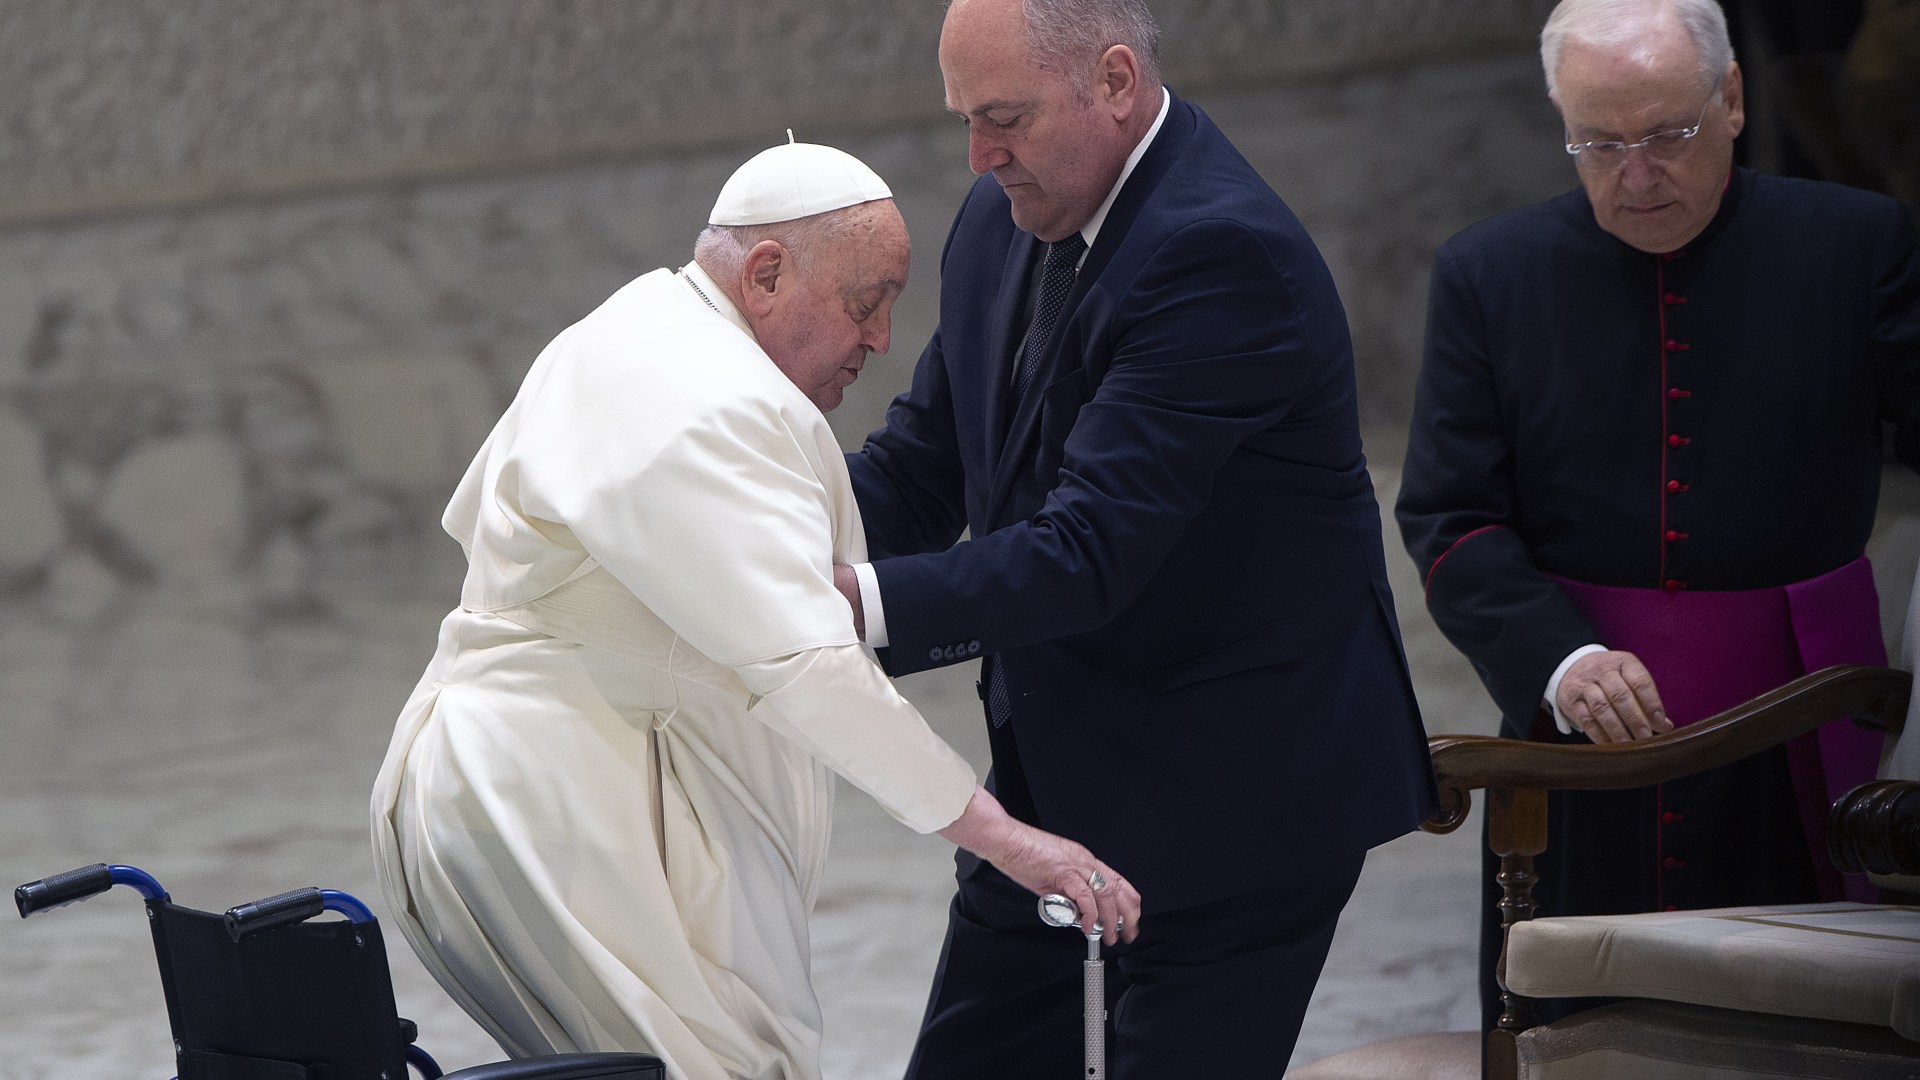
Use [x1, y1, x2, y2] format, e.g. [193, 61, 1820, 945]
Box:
[852, 562, 890, 648]
[529, 386, 971, 828]
[747, 645, 974, 833]
[1544, 644, 1609, 735]
[541, 394, 859, 667]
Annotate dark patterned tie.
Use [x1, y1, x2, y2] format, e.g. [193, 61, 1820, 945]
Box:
[989, 233, 1085, 729]
[987, 657, 1014, 729]
[1010, 232, 1087, 403]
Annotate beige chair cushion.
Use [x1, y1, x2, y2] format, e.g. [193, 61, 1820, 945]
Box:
[1505, 903, 1920, 1039]
[1517, 1001, 1920, 1080]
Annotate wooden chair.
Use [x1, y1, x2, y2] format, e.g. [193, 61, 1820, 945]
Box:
[1436, 664, 1912, 1076]
[1291, 665, 1920, 1079]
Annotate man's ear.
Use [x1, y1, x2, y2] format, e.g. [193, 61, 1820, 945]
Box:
[740, 240, 788, 318]
[1096, 44, 1142, 121]
[1721, 61, 1745, 138]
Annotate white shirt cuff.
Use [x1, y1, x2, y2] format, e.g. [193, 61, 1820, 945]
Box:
[852, 562, 889, 648]
[1544, 644, 1609, 735]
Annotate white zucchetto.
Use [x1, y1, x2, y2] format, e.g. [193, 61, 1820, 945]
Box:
[708, 139, 893, 227]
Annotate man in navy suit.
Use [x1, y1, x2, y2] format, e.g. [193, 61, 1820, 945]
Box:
[835, 0, 1439, 1073]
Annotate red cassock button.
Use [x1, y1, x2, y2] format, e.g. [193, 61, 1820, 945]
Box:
[1664, 339, 1691, 353]
[1667, 433, 1691, 447]
[1664, 579, 1686, 592]
[1663, 292, 1687, 305]
[1661, 811, 1678, 825]
[1665, 530, 1688, 544]
[1663, 857, 1679, 869]
[1665, 904, 1679, 912]
[1667, 387, 1692, 400]
[1666, 480, 1688, 494]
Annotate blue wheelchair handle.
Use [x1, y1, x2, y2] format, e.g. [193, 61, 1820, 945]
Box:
[225, 887, 375, 941]
[406, 1044, 444, 1079]
[16, 864, 168, 918]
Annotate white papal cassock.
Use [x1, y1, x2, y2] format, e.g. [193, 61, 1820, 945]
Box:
[370, 263, 977, 1080]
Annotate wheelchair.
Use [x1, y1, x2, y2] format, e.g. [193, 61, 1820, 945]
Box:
[15, 863, 666, 1080]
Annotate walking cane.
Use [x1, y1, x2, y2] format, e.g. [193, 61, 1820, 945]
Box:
[1039, 893, 1106, 1080]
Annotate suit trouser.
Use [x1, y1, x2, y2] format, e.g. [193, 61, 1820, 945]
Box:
[904, 851, 1366, 1080]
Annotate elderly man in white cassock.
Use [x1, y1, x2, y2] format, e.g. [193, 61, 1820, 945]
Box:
[370, 142, 1141, 1080]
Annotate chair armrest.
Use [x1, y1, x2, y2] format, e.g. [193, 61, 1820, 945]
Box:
[442, 1053, 666, 1080]
[1423, 665, 1910, 833]
[1829, 779, 1920, 876]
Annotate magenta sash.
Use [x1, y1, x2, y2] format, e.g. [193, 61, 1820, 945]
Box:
[1553, 556, 1886, 902]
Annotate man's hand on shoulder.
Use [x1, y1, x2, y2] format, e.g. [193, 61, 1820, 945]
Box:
[833, 563, 865, 641]
[1557, 649, 1671, 743]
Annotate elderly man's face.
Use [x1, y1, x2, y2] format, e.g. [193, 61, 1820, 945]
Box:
[1553, 30, 1744, 254]
[758, 201, 909, 412]
[939, 0, 1136, 243]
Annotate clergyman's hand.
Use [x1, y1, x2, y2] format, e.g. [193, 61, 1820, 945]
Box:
[1557, 649, 1672, 743]
[938, 786, 1142, 944]
[832, 563, 865, 641]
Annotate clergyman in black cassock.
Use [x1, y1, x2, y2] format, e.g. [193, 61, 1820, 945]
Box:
[1396, 0, 1920, 1034]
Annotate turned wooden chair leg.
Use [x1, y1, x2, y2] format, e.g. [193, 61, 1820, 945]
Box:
[1485, 787, 1547, 1080]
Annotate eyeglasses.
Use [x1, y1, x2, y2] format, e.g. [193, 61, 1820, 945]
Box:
[1565, 97, 1714, 166]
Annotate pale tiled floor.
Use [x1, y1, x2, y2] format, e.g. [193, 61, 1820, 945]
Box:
[5, 438, 1916, 1080]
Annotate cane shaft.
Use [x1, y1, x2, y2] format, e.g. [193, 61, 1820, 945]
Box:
[1083, 957, 1106, 1080]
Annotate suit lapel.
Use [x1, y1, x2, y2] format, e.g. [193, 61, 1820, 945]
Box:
[981, 230, 1040, 486]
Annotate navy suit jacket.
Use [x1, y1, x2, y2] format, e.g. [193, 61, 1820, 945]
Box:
[849, 93, 1438, 912]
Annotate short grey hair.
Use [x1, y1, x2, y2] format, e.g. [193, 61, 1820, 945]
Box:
[1540, 0, 1734, 98]
[1023, 0, 1162, 101]
[692, 204, 869, 284]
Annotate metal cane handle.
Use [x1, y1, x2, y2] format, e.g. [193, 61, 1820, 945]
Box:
[1039, 893, 1078, 928]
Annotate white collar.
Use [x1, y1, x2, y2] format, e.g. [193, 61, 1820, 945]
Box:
[678, 261, 754, 339]
[1075, 87, 1171, 261]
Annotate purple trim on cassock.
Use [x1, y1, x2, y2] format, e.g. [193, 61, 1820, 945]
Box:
[1783, 559, 1888, 901]
[1553, 556, 1885, 902]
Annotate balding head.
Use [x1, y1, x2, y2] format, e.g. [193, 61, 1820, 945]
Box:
[940, 0, 1162, 241]
[1021, 0, 1163, 101]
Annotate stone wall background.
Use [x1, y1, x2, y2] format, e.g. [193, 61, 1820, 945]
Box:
[0, 0, 1571, 611]
[3, 0, 1555, 225]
